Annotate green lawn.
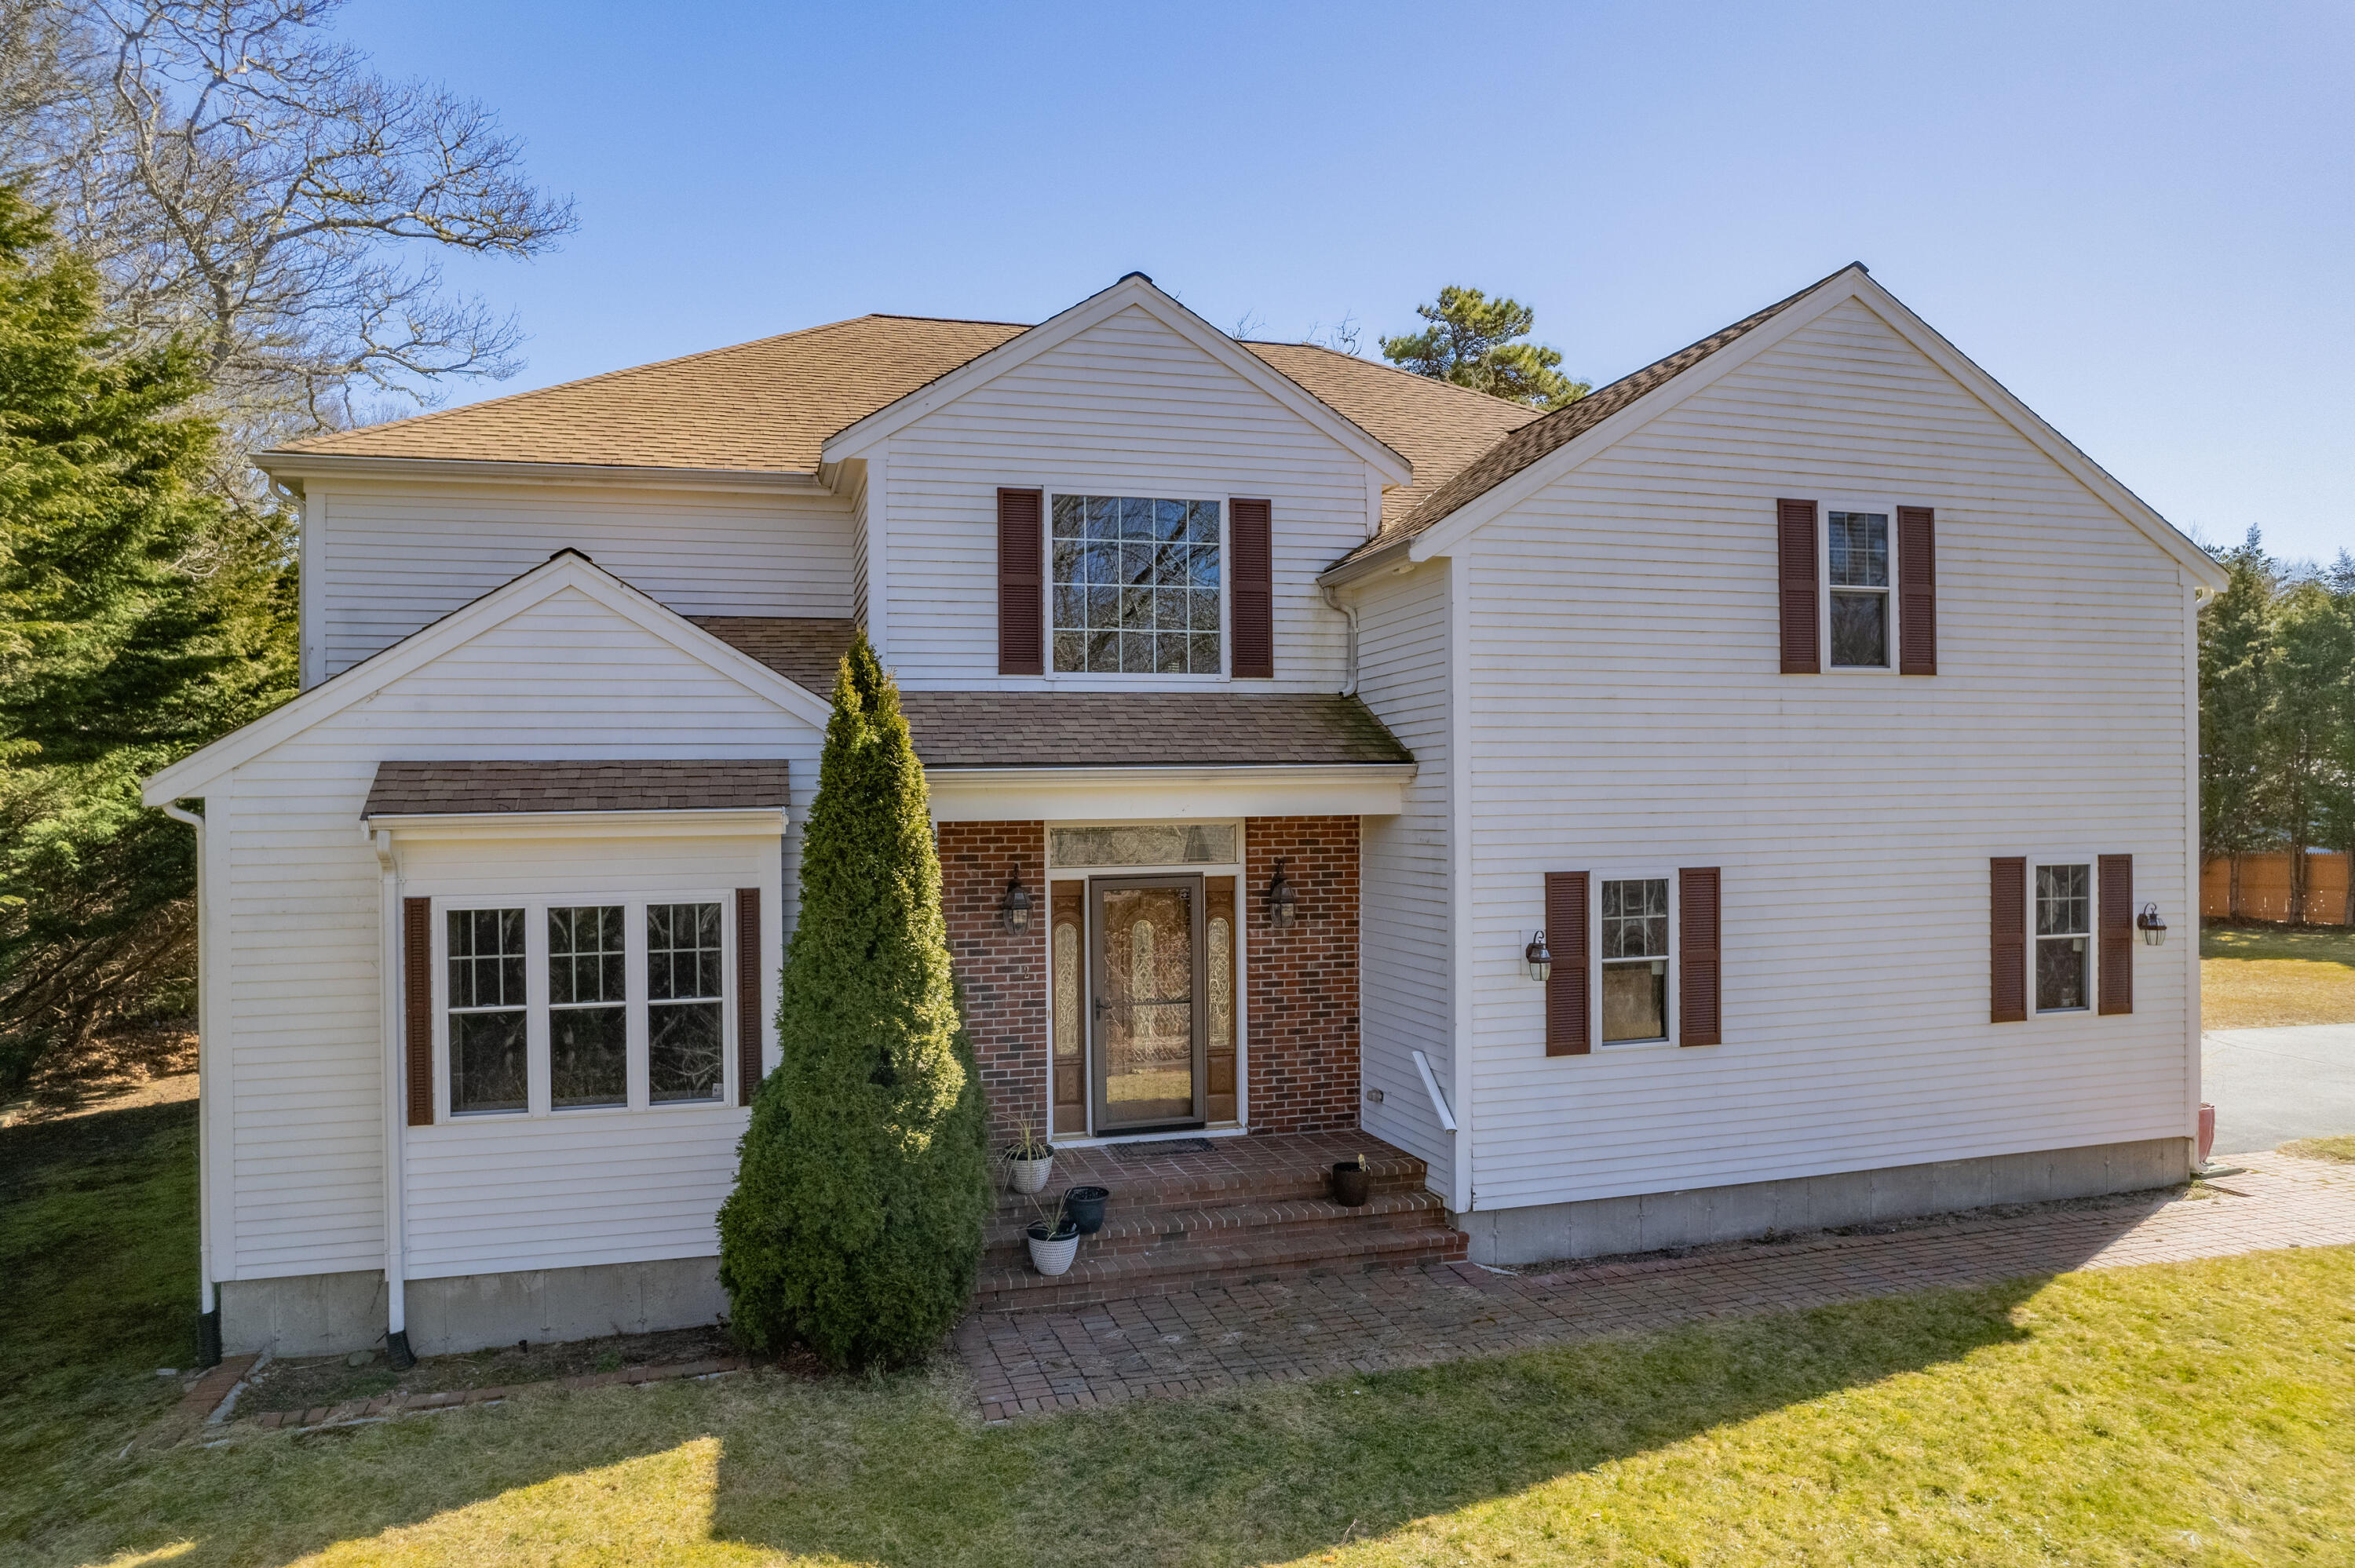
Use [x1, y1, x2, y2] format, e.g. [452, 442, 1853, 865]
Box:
[8, 1103, 2355, 1566]
[2201, 920, 2355, 1027]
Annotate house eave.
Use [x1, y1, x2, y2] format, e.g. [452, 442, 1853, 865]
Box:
[362, 807, 791, 841]
[254, 452, 829, 494]
[924, 761, 1416, 822]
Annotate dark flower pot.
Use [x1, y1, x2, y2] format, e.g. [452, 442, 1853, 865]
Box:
[1331, 1162, 1371, 1207]
[1064, 1185, 1110, 1234]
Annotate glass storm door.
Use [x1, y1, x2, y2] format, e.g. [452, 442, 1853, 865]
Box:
[1089, 876, 1207, 1132]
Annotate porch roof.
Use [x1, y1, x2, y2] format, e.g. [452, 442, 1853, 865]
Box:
[691, 616, 1413, 769]
[361, 759, 790, 817]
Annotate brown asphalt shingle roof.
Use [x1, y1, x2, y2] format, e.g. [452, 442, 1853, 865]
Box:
[688, 616, 859, 692]
[693, 617, 1410, 768]
[363, 759, 790, 816]
[272, 316, 1029, 473]
[1343, 264, 1860, 563]
[260, 316, 1538, 520]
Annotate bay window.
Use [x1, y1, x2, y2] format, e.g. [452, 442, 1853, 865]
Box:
[442, 895, 733, 1116]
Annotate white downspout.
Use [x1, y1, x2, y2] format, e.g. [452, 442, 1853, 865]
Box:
[1320, 584, 1360, 697]
[371, 828, 413, 1364]
[159, 800, 216, 1357]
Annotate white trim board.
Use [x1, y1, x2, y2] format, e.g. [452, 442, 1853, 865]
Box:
[1323, 266, 2225, 594]
[926, 763, 1415, 822]
[142, 552, 835, 804]
[819, 273, 1414, 487]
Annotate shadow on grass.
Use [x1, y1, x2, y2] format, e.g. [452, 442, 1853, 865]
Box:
[11, 1094, 2065, 1566]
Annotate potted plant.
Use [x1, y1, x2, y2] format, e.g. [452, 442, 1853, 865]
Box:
[1331, 1150, 1371, 1207]
[1025, 1191, 1081, 1276]
[1005, 1121, 1054, 1194]
[1064, 1184, 1110, 1234]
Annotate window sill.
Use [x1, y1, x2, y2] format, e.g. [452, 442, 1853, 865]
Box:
[1595, 1036, 1674, 1053]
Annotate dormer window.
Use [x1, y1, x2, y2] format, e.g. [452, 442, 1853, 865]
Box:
[1050, 494, 1223, 675]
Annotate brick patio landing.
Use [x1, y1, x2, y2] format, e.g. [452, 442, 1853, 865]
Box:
[977, 1130, 1465, 1311]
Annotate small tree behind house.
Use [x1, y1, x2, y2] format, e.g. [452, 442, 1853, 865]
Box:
[717, 635, 990, 1367]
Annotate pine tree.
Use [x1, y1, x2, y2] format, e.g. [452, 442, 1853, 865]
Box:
[716, 634, 990, 1367]
[2200, 530, 2278, 913]
[0, 186, 294, 1096]
[1378, 286, 1590, 410]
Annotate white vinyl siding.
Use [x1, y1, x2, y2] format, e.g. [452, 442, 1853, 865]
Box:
[1351, 559, 1454, 1187]
[205, 585, 816, 1280]
[396, 833, 777, 1279]
[305, 479, 855, 680]
[1458, 296, 2194, 1210]
[878, 304, 1375, 691]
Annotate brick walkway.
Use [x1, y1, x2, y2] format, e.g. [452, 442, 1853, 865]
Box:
[955, 1150, 2355, 1423]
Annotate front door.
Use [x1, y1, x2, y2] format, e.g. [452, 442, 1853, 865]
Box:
[1089, 875, 1207, 1132]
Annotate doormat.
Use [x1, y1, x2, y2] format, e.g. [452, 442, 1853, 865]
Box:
[1108, 1137, 1214, 1158]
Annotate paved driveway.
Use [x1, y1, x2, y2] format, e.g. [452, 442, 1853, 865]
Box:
[2203, 1024, 2355, 1152]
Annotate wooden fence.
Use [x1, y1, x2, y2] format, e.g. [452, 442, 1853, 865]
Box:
[2201, 852, 2354, 924]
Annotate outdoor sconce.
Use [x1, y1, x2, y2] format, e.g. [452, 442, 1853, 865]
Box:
[1524, 931, 1553, 983]
[1265, 859, 1299, 928]
[2137, 902, 2168, 947]
[999, 862, 1034, 935]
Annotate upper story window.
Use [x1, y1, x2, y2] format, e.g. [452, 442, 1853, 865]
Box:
[1050, 495, 1222, 676]
[1827, 509, 1890, 667]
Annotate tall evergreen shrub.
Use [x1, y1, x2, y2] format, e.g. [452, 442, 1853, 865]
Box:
[717, 635, 990, 1366]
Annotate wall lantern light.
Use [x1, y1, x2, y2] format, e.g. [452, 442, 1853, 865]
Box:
[1000, 862, 1034, 935]
[1265, 859, 1299, 928]
[1524, 931, 1554, 983]
[2136, 902, 2167, 947]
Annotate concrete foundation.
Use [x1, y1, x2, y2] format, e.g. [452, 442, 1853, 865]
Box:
[1453, 1136, 2194, 1267]
[219, 1255, 728, 1358]
[220, 1269, 389, 1357]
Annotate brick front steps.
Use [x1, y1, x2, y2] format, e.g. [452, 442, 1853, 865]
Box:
[977, 1130, 1466, 1311]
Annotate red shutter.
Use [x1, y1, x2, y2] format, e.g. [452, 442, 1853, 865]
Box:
[1991, 858, 2026, 1023]
[1544, 871, 1590, 1056]
[1679, 867, 1722, 1046]
[1229, 497, 1273, 679]
[403, 896, 433, 1126]
[736, 888, 762, 1104]
[1898, 505, 1937, 676]
[1777, 498, 1819, 674]
[2098, 855, 2133, 1016]
[996, 487, 1044, 676]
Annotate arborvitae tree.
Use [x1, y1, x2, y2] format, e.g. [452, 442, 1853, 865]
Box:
[0, 185, 294, 1096]
[717, 634, 990, 1367]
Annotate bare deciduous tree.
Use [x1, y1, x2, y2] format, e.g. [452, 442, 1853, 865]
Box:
[5, 0, 575, 450]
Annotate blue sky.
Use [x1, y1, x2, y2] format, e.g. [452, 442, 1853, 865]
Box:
[334, 0, 2352, 561]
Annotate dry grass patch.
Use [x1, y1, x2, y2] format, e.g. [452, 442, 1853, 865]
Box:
[2201, 921, 2355, 1027]
[2280, 1135, 2355, 1164]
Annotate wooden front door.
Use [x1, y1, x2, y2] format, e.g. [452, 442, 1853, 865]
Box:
[1089, 874, 1207, 1132]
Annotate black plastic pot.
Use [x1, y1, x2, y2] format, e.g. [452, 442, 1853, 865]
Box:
[1064, 1185, 1110, 1234]
[1331, 1162, 1371, 1207]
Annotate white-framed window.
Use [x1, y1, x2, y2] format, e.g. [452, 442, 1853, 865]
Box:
[1598, 875, 1674, 1045]
[440, 894, 732, 1118]
[2033, 861, 2093, 1013]
[1047, 493, 1225, 676]
[1824, 500, 1896, 669]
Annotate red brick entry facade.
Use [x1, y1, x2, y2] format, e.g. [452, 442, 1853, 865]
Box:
[937, 817, 1361, 1143]
[938, 821, 1050, 1144]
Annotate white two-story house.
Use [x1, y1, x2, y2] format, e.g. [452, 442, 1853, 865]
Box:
[144, 265, 2224, 1358]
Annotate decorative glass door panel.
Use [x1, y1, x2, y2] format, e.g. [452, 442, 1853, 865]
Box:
[1090, 877, 1207, 1131]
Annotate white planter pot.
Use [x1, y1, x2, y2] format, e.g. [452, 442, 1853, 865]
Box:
[1006, 1153, 1053, 1194]
[1027, 1226, 1080, 1276]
